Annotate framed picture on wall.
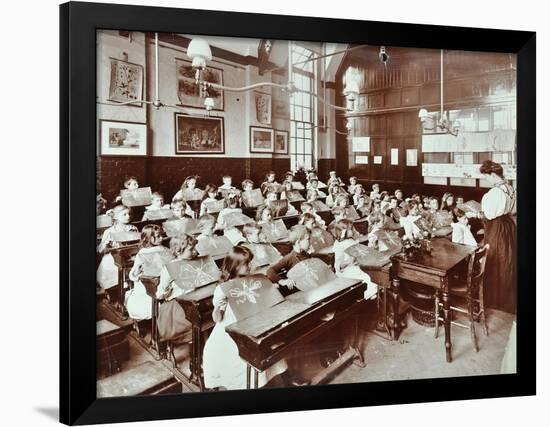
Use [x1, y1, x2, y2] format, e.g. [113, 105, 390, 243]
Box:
[107, 57, 144, 106]
[175, 113, 225, 154]
[175, 58, 224, 110]
[254, 91, 272, 125]
[99, 119, 147, 156]
[274, 129, 289, 154]
[250, 126, 274, 153]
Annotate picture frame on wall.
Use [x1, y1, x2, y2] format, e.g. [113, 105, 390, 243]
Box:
[274, 129, 289, 154]
[175, 58, 224, 110]
[174, 113, 225, 154]
[250, 126, 274, 153]
[107, 57, 144, 106]
[254, 91, 272, 125]
[99, 119, 147, 156]
[61, 2, 535, 425]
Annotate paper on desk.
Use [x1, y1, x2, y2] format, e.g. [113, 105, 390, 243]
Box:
[166, 256, 221, 290]
[242, 189, 265, 208]
[120, 187, 152, 207]
[140, 250, 174, 277]
[195, 235, 233, 258]
[261, 219, 289, 242]
[287, 258, 336, 292]
[220, 274, 284, 321]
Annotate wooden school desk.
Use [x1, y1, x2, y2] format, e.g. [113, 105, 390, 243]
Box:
[110, 244, 140, 316]
[176, 283, 216, 391]
[226, 279, 367, 389]
[390, 239, 476, 362]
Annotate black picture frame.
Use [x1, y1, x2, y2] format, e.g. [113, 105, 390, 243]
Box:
[174, 113, 225, 155]
[250, 125, 274, 153]
[274, 129, 289, 154]
[60, 1, 536, 425]
[99, 119, 148, 157]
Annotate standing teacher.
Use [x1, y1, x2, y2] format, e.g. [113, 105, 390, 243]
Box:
[477, 160, 517, 314]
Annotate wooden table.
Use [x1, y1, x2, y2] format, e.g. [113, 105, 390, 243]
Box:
[390, 239, 475, 362]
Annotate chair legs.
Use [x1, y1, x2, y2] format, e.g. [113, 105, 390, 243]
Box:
[434, 292, 483, 353]
[479, 285, 489, 336]
[468, 297, 479, 353]
[168, 341, 178, 368]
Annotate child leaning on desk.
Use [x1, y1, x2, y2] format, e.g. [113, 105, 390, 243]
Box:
[155, 234, 197, 342]
[331, 219, 377, 300]
[202, 246, 289, 391]
[265, 226, 312, 296]
[97, 205, 139, 290]
[126, 225, 173, 321]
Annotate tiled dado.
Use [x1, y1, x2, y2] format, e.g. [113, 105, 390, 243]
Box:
[97, 156, 290, 204]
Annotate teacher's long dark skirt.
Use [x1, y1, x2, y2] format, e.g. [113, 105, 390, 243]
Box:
[483, 214, 517, 314]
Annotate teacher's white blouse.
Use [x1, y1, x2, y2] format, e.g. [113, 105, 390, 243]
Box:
[481, 182, 516, 220]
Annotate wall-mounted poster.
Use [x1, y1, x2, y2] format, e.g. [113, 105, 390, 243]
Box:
[108, 58, 144, 106]
[373, 155, 383, 164]
[274, 130, 289, 154]
[406, 149, 418, 166]
[250, 126, 274, 153]
[175, 58, 224, 110]
[174, 113, 225, 154]
[391, 148, 399, 165]
[99, 120, 147, 156]
[255, 91, 272, 125]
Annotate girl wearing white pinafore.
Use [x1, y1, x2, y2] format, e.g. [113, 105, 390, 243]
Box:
[203, 246, 287, 390]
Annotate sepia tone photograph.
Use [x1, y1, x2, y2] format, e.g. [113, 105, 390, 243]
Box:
[96, 29, 517, 398]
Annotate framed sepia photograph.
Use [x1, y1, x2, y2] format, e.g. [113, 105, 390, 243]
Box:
[175, 58, 224, 110]
[274, 129, 289, 154]
[61, 1, 535, 425]
[107, 57, 144, 106]
[99, 119, 147, 156]
[174, 113, 224, 154]
[250, 126, 274, 153]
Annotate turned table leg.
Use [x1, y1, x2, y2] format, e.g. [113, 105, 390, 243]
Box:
[391, 278, 401, 340]
[442, 286, 452, 363]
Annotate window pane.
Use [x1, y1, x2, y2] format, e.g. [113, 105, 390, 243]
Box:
[290, 137, 297, 154]
[304, 139, 312, 154]
[290, 156, 297, 171]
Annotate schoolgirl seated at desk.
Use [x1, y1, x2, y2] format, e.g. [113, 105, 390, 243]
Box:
[202, 246, 289, 390]
[141, 192, 170, 221]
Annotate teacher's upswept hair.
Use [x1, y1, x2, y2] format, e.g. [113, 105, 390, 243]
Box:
[479, 160, 504, 178]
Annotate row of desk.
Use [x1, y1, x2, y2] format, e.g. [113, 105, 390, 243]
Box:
[106, 209, 474, 390]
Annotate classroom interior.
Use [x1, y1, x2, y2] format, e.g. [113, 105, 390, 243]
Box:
[95, 30, 517, 396]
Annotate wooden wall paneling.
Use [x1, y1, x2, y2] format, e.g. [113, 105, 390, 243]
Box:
[385, 90, 401, 108]
[369, 137, 386, 181]
[368, 93, 384, 109]
[401, 86, 420, 106]
[386, 138, 404, 182]
[420, 82, 440, 105]
[97, 157, 148, 204]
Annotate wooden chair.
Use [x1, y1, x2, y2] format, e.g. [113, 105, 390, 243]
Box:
[434, 244, 490, 352]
